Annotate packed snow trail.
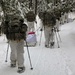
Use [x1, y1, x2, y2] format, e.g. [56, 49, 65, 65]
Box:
[0, 15, 75, 75]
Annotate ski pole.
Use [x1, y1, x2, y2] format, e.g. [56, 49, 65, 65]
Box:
[25, 41, 33, 70]
[55, 31, 60, 48]
[57, 31, 62, 42]
[39, 30, 43, 46]
[54, 27, 62, 42]
[35, 27, 40, 33]
[5, 41, 9, 62]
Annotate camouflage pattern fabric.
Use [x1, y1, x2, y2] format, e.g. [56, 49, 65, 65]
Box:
[26, 11, 35, 22]
[0, 0, 28, 40]
[42, 11, 56, 27]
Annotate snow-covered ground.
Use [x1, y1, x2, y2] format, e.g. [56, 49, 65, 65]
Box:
[0, 12, 75, 75]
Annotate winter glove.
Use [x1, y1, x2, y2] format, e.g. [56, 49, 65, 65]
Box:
[54, 27, 59, 32]
[40, 28, 43, 31]
[35, 20, 37, 24]
[57, 29, 60, 32]
[53, 27, 56, 32]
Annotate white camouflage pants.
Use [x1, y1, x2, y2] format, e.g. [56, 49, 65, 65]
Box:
[55, 19, 60, 31]
[9, 40, 24, 67]
[64, 12, 68, 23]
[27, 21, 35, 32]
[44, 26, 55, 46]
[60, 14, 65, 24]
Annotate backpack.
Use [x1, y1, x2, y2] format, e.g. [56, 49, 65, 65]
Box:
[6, 14, 23, 33]
[3, 14, 28, 40]
[7, 22, 27, 40]
[38, 11, 44, 20]
[26, 11, 35, 22]
[9, 14, 22, 26]
[42, 11, 56, 26]
[53, 8, 61, 20]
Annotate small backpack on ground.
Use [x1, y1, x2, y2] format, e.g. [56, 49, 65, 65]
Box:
[26, 11, 36, 22]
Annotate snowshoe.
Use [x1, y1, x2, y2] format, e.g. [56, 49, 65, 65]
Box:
[25, 42, 37, 47]
[10, 64, 16, 68]
[17, 67, 25, 73]
[45, 45, 49, 48]
[50, 42, 55, 48]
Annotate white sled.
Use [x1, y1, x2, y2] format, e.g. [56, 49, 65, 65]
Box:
[25, 32, 37, 47]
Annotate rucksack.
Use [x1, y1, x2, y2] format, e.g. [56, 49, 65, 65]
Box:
[38, 11, 44, 20]
[5, 14, 23, 33]
[26, 11, 35, 22]
[9, 14, 22, 27]
[53, 8, 61, 20]
[3, 14, 28, 40]
[7, 22, 27, 40]
[42, 11, 56, 26]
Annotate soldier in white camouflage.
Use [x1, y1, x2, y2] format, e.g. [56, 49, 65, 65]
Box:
[0, 0, 29, 73]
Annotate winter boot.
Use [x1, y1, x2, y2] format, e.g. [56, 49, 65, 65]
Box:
[11, 64, 16, 68]
[45, 45, 49, 48]
[17, 66, 25, 73]
[10, 60, 16, 68]
[50, 42, 55, 48]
